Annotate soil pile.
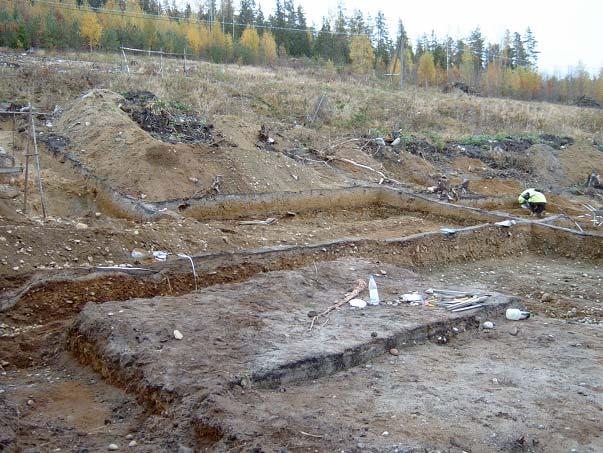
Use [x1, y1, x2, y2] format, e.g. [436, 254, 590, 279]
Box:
[51, 89, 342, 201]
[120, 91, 214, 144]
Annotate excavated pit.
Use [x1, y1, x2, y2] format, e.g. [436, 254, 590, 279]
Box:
[66, 259, 515, 439]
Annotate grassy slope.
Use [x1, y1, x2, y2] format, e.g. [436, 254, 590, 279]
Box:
[1, 49, 602, 144]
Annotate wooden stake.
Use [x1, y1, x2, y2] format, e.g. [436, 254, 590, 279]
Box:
[160, 48, 163, 78]
[121, 47, 130, 74]
[23, 140, 30, 213]
[29, 105, 47, 218]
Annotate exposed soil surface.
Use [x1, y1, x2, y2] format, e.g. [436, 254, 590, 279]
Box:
[46, 90, 344, 201]
[0, 51, 602, 452]
[0, 206, 471, 278]
[220, 317, 601, 452]
[120, 90, 215, 144]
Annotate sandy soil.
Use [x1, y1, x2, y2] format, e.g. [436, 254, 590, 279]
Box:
[0, 206, 471, 279]
[224, 317, 602, 452]
[0, 52, 602, 453]
[1, 255, 600, 452]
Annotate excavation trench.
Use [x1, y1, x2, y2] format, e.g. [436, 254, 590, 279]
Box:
[2, 221, 601, 316]
[38, 131, 516, 223]
[2, 214, 601, 450]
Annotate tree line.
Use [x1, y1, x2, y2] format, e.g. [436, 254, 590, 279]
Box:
[0, 0, 602, 105]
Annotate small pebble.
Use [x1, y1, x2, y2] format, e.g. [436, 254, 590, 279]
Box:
[382, 431, 389, 436]
[173, 330, 183, 340]
[509, 327, 519, 336]
[108, 445, 119, 451]
[128, 440, 137, 447]
[483, 321, 495, 329]
[389, 348, 400, 356]
[27, 399, 35, 406]
[307, 310, 318, 318]
[125, 434, 133, 440]
[371, 332, 378, 338]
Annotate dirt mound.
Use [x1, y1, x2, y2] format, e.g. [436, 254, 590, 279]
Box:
[120, 91, 214, 144]
[573, 95, 602, 109]
[51, 90, 342, 201]
[558, 144, 603, 186]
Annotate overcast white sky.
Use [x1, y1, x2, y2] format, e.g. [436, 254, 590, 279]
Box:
[250, 0, 602, 75]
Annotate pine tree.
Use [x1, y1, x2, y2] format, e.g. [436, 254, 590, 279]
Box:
[236, 0, 254, 39]
[270, 0, 286, 49]
[502, 29, 514, 68]
[468, 27, 484, 72]
[255, 4, 264, 29]
[524, 27, 538, 69]
[513, 32, 527, 68]
[373, 11, 391, 67]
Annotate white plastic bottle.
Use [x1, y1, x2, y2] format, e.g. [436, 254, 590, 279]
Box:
[368, 275, 380, 305]
[506, 308, 530, 320]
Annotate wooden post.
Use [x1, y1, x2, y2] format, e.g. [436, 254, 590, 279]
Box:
[160, 48, 164, 78]
[399, 40, 404, 90]
[121, 47, 130, 74]
[22, 140, 30, 213]
[28, 105, 47, 218]
[183, 48, 187, 74]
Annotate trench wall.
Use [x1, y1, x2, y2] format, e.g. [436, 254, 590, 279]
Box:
[41, 136, 514, 223]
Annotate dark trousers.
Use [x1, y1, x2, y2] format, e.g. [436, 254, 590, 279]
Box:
[528, 202, 546, 214]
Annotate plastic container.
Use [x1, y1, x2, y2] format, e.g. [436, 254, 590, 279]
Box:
[506, 308, 530, 320]
[368, 275, 380, 305]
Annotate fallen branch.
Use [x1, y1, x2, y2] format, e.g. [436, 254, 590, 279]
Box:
[309, 279, 367, 330]
[238, 217, 277, 226]
[330, 157, 402, 185]
[300, 431, 324, 438]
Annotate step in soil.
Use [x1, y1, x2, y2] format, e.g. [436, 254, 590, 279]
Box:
[66, 258, 514, 445]
[196, 318, 602, 452]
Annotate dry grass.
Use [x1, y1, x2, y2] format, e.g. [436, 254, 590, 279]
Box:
[2, 49, 602, 142]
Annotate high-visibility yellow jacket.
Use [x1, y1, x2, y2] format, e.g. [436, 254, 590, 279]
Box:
[518, 189, 547, 204]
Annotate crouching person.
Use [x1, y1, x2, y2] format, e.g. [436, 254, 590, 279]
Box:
[518, 188, 547, 217]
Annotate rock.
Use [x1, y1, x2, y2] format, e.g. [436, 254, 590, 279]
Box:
[75, 222, 88, 230]
[95, 212, 102, 218]
[541, 293, 555, 302]
[130, 248, 150, 260]
[173, 329, 183, 340]
[240, 376, 251, 388]
[125, 434, 133, 440]
[483, 321, 495, 329]
[188, 177, 199, 183]
[382, 431, 389, 436]
[26, 399, 34, 406]
[510, 327, 519, 336]
[108, 444, 119, 451]
[128, 440, 137, 447]
[307, 310, 318, 318]
[389, 348, 400, 356]
[0, 185, 19, 199]
[371, 332, 378, 338]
